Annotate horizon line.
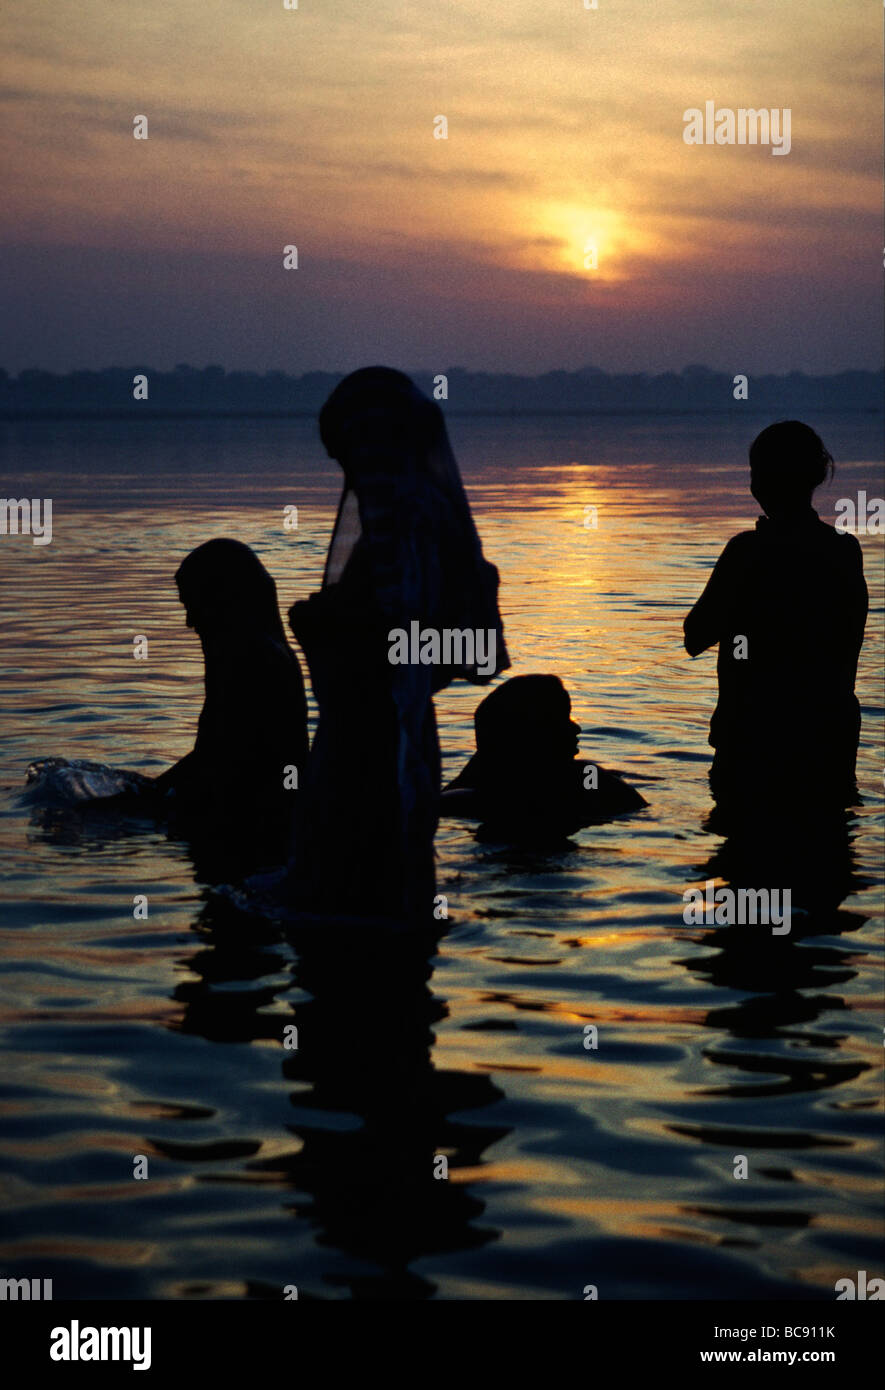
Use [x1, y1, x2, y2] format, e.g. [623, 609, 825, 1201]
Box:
[3, 364, 883, 380]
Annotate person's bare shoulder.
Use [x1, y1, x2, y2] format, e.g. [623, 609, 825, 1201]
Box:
[834, 528, 864, 560]
[721, 529, 758, 557]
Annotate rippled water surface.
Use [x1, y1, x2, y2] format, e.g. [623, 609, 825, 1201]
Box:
[1, 413, 882, 1300]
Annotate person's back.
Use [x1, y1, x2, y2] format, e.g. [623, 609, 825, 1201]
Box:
[684, 422, 867, 808]
[157, 538, 309, 865]
[191, 622, 307, 809]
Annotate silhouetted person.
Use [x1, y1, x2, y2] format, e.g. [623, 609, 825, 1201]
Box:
[684, 421, 867, 815]
[441, 674, 646, 843]
[154, 538, 308, 871]
[288, 367, 508, 924]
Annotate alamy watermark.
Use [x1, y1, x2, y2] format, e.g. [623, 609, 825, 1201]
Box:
[683, 879, 791, 934]
[50, 1321, 151, 1370]
[388, 622, 496, 677]
[834, 492, 884, 534]
[683, 102, 791, 156]
[1, 1276, 52, 1300]
[835, 1271, 884, 1299]
[1, 498, 52, 545]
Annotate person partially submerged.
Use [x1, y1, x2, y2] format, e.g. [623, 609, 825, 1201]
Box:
[684, 420, 868, 813]
[154, 538, 309, 864]
[442, 674, 647, 842]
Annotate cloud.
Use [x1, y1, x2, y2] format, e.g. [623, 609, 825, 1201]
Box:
[0, 0, 879, 373]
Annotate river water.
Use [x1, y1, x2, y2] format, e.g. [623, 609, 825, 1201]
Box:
[0, 411, 881, 1300]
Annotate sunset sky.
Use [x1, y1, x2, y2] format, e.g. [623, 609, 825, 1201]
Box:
[1, 0, 881, 374]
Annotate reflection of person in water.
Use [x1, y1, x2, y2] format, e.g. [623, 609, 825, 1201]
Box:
[442, 674, 646, 842]
[274, 923, 506, 1295]
[681, 805, 867, 1133]
[172, 906, 507, 1297]
[288, 367, 508, 924]
[684, 421, 868, 814]
[155, 538, 309, 870]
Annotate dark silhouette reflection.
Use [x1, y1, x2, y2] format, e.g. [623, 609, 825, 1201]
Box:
[288, 367, 508, 926]
[20, 791, 276, 895]
[678, 806, 871, 1111]
[670, 805, 874, 1241]
[685, 421, 868, 813]
[22, 777, 155, 845]
[442, 674, 646, 843]
[169, 906, 509, 1298]
[173, 908, 292, 1045]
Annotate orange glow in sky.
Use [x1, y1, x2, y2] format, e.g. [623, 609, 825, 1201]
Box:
[0, 0, 880, 372]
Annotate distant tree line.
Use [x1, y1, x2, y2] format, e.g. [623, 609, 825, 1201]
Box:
[0, 363, 880, 416]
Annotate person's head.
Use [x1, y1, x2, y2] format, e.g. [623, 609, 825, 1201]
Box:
[749, 421, 834, 519]
[318, 366, 445, 482]
[175, 539, 285, 640]
[474, 675, 580, 766]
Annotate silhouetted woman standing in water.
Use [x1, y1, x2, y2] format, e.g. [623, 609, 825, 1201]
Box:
[684, 420, 868, 817]
[289, 367, 508, 925]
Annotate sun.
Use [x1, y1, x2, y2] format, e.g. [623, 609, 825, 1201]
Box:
[524, 202, 651, 281]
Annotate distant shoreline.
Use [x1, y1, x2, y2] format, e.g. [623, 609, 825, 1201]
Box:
[1, 366, 880, 420]
[2, 406, 882, 421]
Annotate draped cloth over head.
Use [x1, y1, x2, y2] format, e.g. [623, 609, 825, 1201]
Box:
[308, 366, 509, 922]
[170, 538, 309, 854]
[320, 366, 508, 675]
[175, 538, 288, 642]
[319, 366, 509, 685]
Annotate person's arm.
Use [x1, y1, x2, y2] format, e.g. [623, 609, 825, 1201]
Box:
[152, 750, 200, 796]
[289, 582, 391, 699]
[684, 541, 738, 656]
[439, 786, 483, 817]
[845, 533, 868, 655]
